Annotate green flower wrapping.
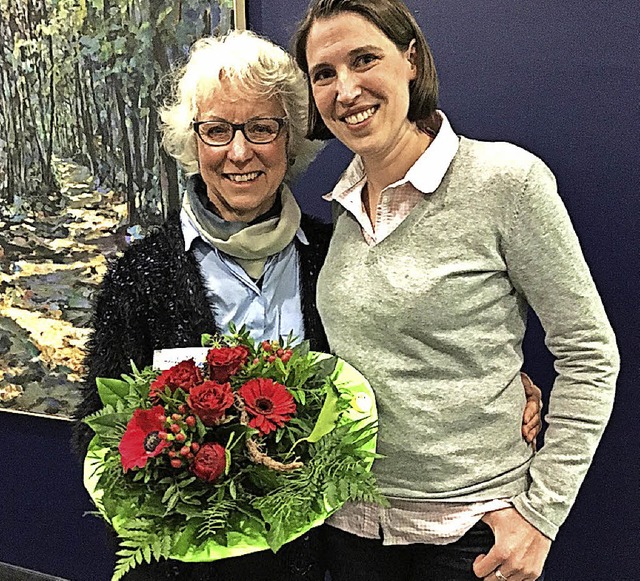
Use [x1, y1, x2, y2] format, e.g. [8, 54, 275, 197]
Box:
[83, 328, 383, 581]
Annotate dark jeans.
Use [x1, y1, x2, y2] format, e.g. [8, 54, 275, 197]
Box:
[323, 522, 545, 581]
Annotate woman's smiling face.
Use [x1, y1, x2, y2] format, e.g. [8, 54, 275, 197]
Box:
[305, 12, 417, 159]
[196, 84, 288, 222]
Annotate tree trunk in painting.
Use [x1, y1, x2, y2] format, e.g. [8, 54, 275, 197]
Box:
[113, 78, 138, 225]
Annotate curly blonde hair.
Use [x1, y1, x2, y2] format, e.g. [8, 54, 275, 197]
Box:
[160, 30, 322, 182]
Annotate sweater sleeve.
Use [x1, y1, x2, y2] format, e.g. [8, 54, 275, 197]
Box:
[502, 158, 619, 539]
[71, 249, 153, 457]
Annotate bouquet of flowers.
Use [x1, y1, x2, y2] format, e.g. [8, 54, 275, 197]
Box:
[83, 325, 382, 580]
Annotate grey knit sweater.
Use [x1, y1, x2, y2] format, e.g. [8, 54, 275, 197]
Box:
[316, 136, 619, 540]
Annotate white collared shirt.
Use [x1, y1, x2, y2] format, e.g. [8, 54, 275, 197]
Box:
[180, 210, 307, 344]
[324, 111, 459, 246]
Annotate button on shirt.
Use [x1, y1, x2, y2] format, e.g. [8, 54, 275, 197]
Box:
[324, 111, 511, 544]
[180, 209, 306, 344]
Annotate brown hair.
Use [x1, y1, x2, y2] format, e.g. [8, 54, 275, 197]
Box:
[293, 0, 439, 140]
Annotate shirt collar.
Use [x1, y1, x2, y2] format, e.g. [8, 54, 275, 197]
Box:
[180, 208, 308, 252]
[324, 110, 459, 203]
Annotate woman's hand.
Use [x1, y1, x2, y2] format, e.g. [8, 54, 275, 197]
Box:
[520, 372, 543, 447]
[473, 507, 551, 581]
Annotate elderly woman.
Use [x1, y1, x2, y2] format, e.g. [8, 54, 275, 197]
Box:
[73, 31, 329, 581]
[293, 1, 619, 581]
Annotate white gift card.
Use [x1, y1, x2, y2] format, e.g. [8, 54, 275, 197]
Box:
[152, 347, 209, 371]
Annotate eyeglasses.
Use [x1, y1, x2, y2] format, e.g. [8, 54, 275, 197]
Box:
[193, 117, 287, 146]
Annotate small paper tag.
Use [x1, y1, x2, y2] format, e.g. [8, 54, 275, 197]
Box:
[152, 347, 209, 371]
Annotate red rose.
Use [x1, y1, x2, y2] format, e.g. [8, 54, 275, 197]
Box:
[149, 359, 203, 399]
[187, 380, 235, 426]
[190, 442, 226, 483]
[238, 378, 296, 436]
[206, 345, 249, 382]
[118, 405, 169, 472]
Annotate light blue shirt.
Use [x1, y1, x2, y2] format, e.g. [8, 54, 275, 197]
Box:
[180, 209, 307, 344]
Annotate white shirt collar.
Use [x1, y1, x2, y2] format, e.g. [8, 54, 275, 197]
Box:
[324, 110, 459, 202]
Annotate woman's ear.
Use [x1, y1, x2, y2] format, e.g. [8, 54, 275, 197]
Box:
[406, 39, 418, 79]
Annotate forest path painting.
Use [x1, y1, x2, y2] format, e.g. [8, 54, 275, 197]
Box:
[1, 0, 241, 418]
[0, 157, 124, 418]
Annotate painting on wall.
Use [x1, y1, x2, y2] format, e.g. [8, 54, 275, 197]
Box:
[0, 0, 244, 419]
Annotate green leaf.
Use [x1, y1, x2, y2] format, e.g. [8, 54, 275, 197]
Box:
[196, 416, 207, 439]
[180, 495, 203, 507]
[325, 481, 338, 507]
[84, 411, 130, 433]
[341, 423, 378, 448]
[266, 520, 288, 553]
[225, 447, 232, 476]
[313, 355, 338, 379]
[294, 340, 310, 358]
[151, 539, 163, 561]
[172, 520, 200, 556]
[275, 358, 286, 376]
[161, 485, 176, 504]
[166, 493, 179, 513]
[96, 377, 130, 407]
[305, 386, 340, 443]
[339, 479, 349, 500]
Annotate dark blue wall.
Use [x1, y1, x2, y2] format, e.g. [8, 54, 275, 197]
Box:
[0, 413, 114, 580]
[250, 1, 640, 580]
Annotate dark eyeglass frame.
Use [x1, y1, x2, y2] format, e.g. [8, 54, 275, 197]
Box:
[192, 117, 287, 146]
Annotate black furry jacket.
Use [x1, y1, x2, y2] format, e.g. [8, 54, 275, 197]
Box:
[73, 212, 332, 581]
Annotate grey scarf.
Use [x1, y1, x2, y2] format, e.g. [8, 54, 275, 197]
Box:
[183, 177, 301, 279]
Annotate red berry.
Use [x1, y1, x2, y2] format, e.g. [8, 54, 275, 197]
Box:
[170, 458, 182, 468]
[171, 413, 182, 421]
[178, 405, 187, 414]
[267, 355, 276, 363]
[180, 446, 190, 457]
[175, 432, 186, 443]
[168, 450, 177, 458]
[253, 358, 260, 365]
[187, 452, 194, 460]
[276, 348, 284, 357]
[191, 442, 200, 453]
[261, 341, 272, 351]
[170, 423, 181, 434]
[185, 416, 196, 428]
[158, 431, 168, 440]
[281, 352, 292, 363]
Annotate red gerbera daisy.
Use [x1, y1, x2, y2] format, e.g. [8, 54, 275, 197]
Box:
[118, 405, 169, 472]
[238, 378, 296, 436]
